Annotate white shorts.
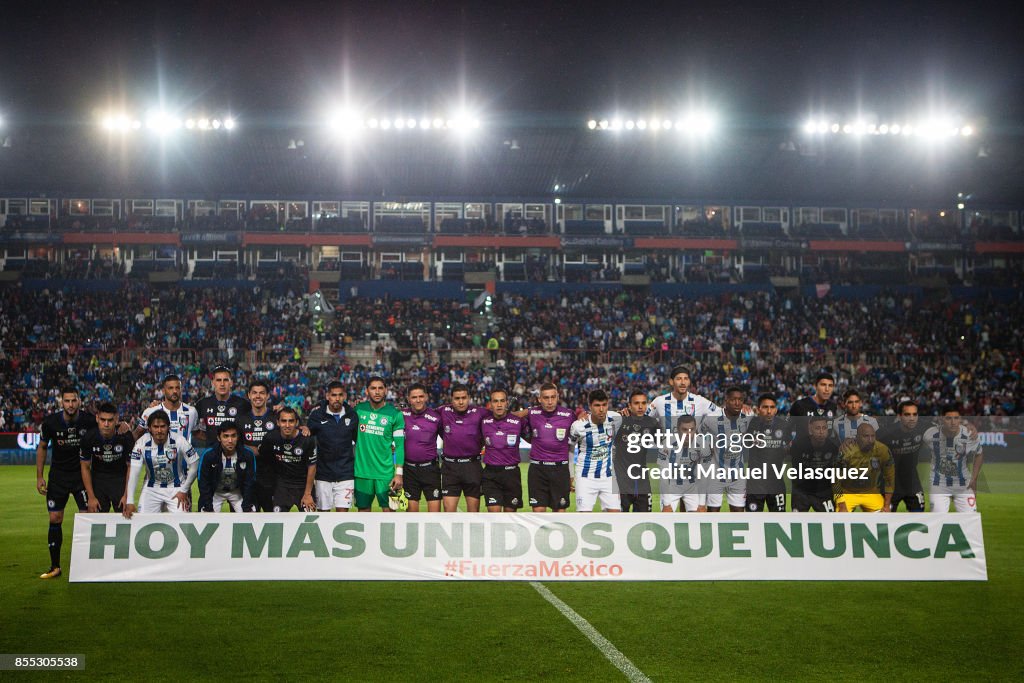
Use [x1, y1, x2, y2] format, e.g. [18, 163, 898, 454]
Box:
[213, 490, 243, 512]
[660, 493, 706, 512]
[574, 474, 620, 511]
[930, 488, 978, 512]
[315, 479, 355, 510]
[706, 478, 746, 509]
[139, 487, 188, 513]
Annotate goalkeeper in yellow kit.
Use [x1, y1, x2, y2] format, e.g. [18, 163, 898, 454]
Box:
[835, 422, 895, 512]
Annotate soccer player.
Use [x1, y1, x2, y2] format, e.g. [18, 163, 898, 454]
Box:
[522, 383, 576, 512]
[80, 402, 135, 513]
[307, 382, 358, 512]
[833, 389, 879, 442]
[134, 374, 200, 444]
[353, 377, 405, 512]
[788, 372, 839, 424]
[123, 411, 199, 518]
[789, 415, 840, 512]
[834, 423, 894, 512]
[569, 390, 623, 512]
[877, 400, 927, 511]
[612, 390, 660, 512]
[745, 393, 791, 512]
[194, 365, 252, 447]
[401, 383, 443, 512]
[480, 388, 528, 512]
[239, 380, 278, 511]
[925, 407, 984, 512]
[701, 385, 752, 512]
[646, 364, 720, 432]
[36, 386, 97, 579]
[659, 415, 713, 512]
[439, 384, 488, 513]
[258, 407, 317, 512]
[197, 421, 258, 512]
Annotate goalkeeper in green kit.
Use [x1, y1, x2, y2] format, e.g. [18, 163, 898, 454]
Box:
[354, 377, 406, 511]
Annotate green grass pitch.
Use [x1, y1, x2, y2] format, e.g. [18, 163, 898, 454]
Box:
[1, 464, 1022, 681]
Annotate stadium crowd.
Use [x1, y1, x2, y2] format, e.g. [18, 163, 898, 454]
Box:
[1, 284, 1021, 433]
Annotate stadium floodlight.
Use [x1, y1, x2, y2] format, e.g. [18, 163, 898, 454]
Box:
[223, 117, 235, 130]
[650, 119, 662, 131]
[212, 119, 222, 129]
[554, 197, 562, 204]
[587, 119, 597, 130]
[625, 120, 635, 130]
[830, 123, 840, 133]
[662, 119, 672, 131]
[609, 118, 622, 131]
[418, 118, 430, 130]
[131, 119, 142, 129]
[598, 119, 609, 129]
[432, 117, 444, 129]
[878, 124, 889, 135]
[380, 118, 391, 130]
[367, 118, 379, 129]
[889, 124, 900, 134]
[842, 123, 852, 134]
[803, 120, 817, 134]
[198, 117, 210, 130]
[394, 117, 405, 130]
[957, 202, 965, 210]
[961, 125, 973, 136]
[636, 119, 647, 130]
[185, 118, 196, 129]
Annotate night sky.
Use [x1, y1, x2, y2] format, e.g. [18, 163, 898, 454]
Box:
[1, 0, 1021, 125]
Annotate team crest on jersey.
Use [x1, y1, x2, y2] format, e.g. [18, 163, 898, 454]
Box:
[79, 428, 87, 435]
[381, 417, 388, 425]
[344, 418, 351, 426]
[555, 428, 566, 440]
[239, 462, 247, 470]
[229, 407, 238, 416]
[218, 405, 226, 413]
[511, 498, 519, 505]
[433, 489, 440, 497]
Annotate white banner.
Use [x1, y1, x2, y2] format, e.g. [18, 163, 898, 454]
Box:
[70, 513, 987, 582]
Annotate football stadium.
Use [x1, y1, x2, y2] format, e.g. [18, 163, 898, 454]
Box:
[1, 3, 1022, 680]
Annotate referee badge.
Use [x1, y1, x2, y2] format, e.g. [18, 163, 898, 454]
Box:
[506, 434, 517, 446]
[555, 428, 566, 440]
[870, 458, 879, 469]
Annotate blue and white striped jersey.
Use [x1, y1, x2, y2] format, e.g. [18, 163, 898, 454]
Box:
[833, 414, 879, 442]
[570, 411, 622, 479]
[700, 411, 752, 470]
[139, 402, 200, 443]
[129, 434, 198, 491]
[924, 425, 981, 489]
[646, 392, 720, 433]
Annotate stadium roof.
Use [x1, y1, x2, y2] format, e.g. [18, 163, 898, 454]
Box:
[0, 121, 1021, 206]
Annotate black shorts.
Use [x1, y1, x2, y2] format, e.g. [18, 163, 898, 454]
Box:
[890, 491, 925, 512]
[441, 458, 482, 499]
[273, 483, 308, 512]
[481, 465, 523, 509]
[745, 493, 787, 512]
[92, 474, 127, 513]
[791, 489, 835, 512]
[46, 472, 87, 513]
[528, 461, 571, 510]
[404, 460, 442, 501]
[619, 493, 652, 512]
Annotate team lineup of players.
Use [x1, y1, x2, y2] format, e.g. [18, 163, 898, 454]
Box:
[36, 364, 984, 578]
